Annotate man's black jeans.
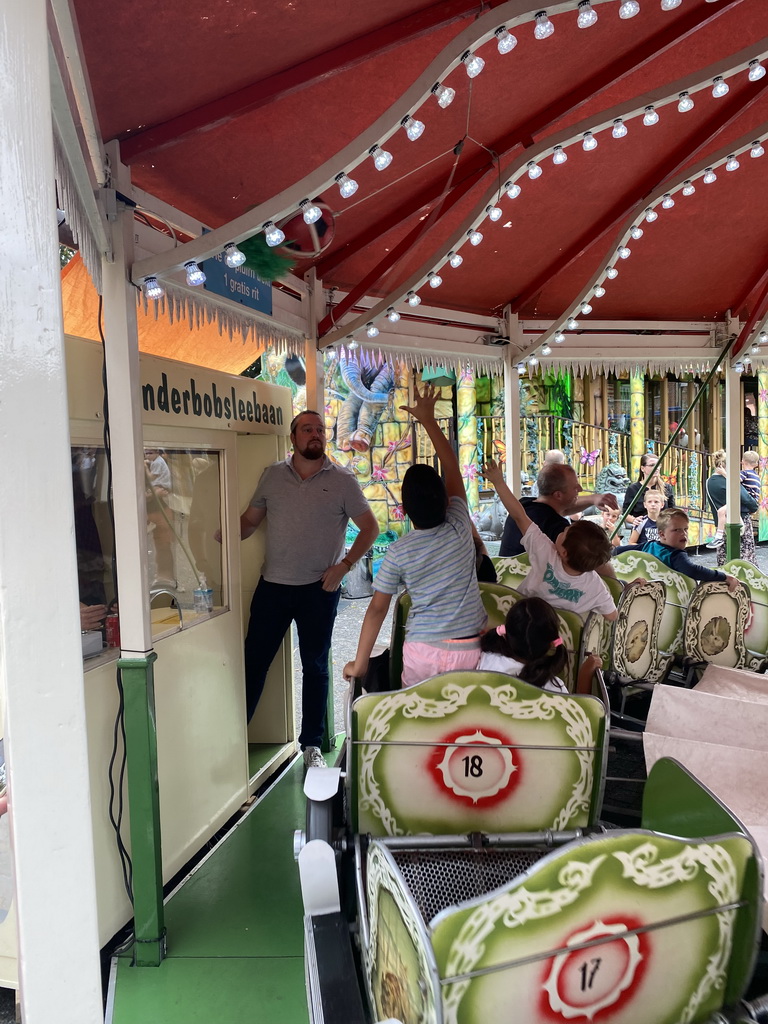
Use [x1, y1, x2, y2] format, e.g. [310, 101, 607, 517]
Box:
[244, 578, 340, 748]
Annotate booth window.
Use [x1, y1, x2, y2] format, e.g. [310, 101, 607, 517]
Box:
[74, 445, 227, 656]
[144, 447, 227, 638]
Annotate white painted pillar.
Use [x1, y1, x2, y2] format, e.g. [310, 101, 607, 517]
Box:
[101, 143, 153, 653]
[304, 270, 325, 417]
[0, 1, 102, 1019]
[505, 313, 523, 494]
[725, 365, 741, 538]
[504, 350, 522, 495]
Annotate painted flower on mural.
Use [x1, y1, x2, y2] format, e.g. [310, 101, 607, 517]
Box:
[391, 504, 405, 521]
[761, 494, 768, 512]
[760, 388, 768, 404]
[462, 463, 478, 481]
[460, 365, 474, 384]
[371, 465, 389, 482]
[761, 456, 768, 471]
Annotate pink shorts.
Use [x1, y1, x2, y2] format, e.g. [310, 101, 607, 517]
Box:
[401, 637, 481, 688]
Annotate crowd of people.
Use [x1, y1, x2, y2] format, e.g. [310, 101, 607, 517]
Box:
[235, 396, 763, 768]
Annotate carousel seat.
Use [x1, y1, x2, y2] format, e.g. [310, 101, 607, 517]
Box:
[300, 758, 762, 1024]
[682, 579, 768, 680]
[604, 579, 673, 724]
[613, 549, 695, 656]
[723, 558, 768, 661]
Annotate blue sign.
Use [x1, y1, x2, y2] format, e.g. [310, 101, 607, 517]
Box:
[202, 251, 273, 316]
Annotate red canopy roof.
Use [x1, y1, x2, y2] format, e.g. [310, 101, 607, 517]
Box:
[71, 0, 768, 341]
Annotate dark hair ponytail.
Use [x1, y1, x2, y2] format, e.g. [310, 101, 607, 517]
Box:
[481, 597, 568, 690]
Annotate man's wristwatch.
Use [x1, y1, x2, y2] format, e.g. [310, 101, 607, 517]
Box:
[341, 556, 354, 570]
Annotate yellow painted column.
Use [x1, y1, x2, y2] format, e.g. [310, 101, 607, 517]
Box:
[758, 370, 768, 541]
[457, 365, 480, 514]
[630, 372, 646, 479]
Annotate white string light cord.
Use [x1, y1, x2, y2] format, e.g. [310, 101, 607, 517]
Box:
[131, 0, 746, 295]
[320, 38, 768, 355]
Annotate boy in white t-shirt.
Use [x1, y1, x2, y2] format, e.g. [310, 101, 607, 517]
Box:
[484, 460, 617, 621]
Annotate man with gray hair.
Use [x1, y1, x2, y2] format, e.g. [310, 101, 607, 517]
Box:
[530, 449, 565, 497]
[501, 462, 618, 558]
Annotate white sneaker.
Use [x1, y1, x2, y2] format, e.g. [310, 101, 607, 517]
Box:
[302, 746, 326, 769]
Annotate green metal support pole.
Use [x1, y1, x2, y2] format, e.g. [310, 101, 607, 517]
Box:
[119, 652, 166, 966]
[724, 521, 742, 562]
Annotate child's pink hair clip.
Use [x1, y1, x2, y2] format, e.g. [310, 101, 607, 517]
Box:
[496, 625, 506, 636]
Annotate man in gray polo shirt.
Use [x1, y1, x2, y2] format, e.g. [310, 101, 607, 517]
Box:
[240, 410, 378, 768]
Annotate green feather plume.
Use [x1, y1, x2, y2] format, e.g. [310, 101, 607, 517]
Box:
[238, 234, 297, 282]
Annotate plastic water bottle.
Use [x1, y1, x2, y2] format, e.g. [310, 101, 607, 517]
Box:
[194, 575, 213, 614]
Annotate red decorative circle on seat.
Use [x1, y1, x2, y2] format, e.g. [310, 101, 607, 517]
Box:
[430, 727, 521, 806]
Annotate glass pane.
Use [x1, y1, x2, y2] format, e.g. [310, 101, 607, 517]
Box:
[72, 446, 115, 659]
[143, 447, 226, 637]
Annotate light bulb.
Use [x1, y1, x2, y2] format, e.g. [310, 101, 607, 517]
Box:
[567, 318, 579, 330]
[335, 172, 358, 198]
[486, 205, 503, 221]
[529, 355, 539, 367]
[263, 221, 285, 247]
[505, 181, 522, 198]
[594, 286, 606, 297]
[712, 76, 729, 98]
[577, 1, 598, 27]
[495, 27, 518, 53]
[432, 83, 455, 108]
[661, 193, 675, 209]
[366, 323, 379, 338]
[733, 361, 745, 373]
[678, 91, 694, 112]
[370, 145, 393, 171]
[516, 363, 526, 373]
[752, 345, 760, 355]
[554, 332, 565, 343]
[468, 229, 483, 245]
[534, 11, 555, 38]
[703, 167, 717, 184]
[582, 131, 598, 151]
[407, 291, 421, 306]
[300, 199, 322, 224]
[725, 154, 740, 171]
[605, 266, 619, 279]
[752, 141, 765, 158]
[645, 208, 658, 222]
[552, 145, 568, 165]
[462, 51, 485, 77]
[541, 344, 552, 356]
[184, 261, 206, 286]
[612, 118, 628, 139]
[749, 59, 767, 82]
[619, 1, 640, 18]
[660, 0, 681, 8]
[630, 225, 644, 239]
[682, 180, 696, 196]
[643, 105, 659, 126]
[401, 115, 425, 141]
[142, 276, 164, 300]
[618, 246, 631, 259]
[346, 337, 359, 350]
[760, 332, 768, 343]
[527, 160, 542, 179]
[387, 307, 400, 322]
[429, 272, 442, 288]
[223, 242, 246, 268]
[448, 251, 463, 268]
[581, 302, 592, 315]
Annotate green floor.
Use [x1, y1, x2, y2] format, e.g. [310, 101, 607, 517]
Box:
[109, 748, 329, 1024]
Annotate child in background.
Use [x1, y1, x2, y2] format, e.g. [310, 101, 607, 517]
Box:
[627, 488, 665, 546]
[707, 450, 761, 549]
[644, 508, 738, 589]
[344, 383, 485, 688]
[478, 597, 603, 694]
[483, 459, 617, 621]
